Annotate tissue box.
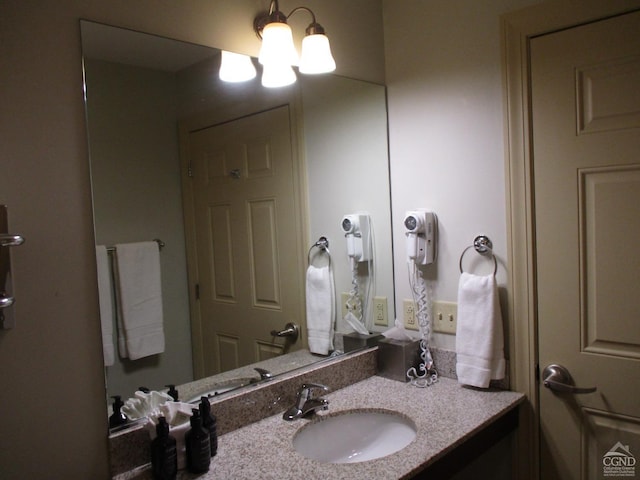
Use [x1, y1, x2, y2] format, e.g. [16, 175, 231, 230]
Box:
[377, 338, 421, 382]
[343, 332, 384, 352]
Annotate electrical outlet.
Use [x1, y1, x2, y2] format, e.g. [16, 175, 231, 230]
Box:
[373, 296, 388, 327]
[403, 299, 419, 331]
[433, 301, 457, 334]
[341, 292, 351, 319]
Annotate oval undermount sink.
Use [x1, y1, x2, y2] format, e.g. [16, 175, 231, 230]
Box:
[293, 409, 417, 464]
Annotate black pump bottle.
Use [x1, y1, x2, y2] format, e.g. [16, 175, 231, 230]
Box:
[150, 416, 177, 480]
[185, 409, 211, 473]
[109, 396, 127, 428]
[199, 396, 218, 457]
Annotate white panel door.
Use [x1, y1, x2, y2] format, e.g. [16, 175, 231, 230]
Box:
[187, 105, 304, 376]
[531, 10, 640, 480]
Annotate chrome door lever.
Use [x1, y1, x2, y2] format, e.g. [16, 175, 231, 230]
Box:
[542, 364, 597, 394]
[0, 234, 25, 247]
[0, 296, 15, 308]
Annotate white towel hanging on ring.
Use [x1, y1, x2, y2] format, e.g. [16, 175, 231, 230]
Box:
[455, 272, 505, 388]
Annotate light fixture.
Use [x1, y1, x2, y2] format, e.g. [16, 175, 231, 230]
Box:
[261, 62, 297, 88]
[299, 23, 336, 74]
[258, 21, 298, 67]
[254, 0, 336, 87]
[219, 51, 257, 83]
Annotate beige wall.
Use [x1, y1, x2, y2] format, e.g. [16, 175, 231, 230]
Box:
[4, 0, 602, 477]
[0, 1, 384, 478]
[383, 0, 544, 350]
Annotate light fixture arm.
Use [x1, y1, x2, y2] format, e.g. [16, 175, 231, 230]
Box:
[287, 6, 326, 35]
[268, 0, 279, 15]
[254, 0, 287, 38]
[254, 1, 326, 38]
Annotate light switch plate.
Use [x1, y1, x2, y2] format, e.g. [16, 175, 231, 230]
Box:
[433, 301, 457, 334]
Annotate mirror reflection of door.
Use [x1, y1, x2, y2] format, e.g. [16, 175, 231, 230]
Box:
[183, 106, 306, 377]
[531, 10, 640, 479]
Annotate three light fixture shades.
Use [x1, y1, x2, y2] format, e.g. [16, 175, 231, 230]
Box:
[218, 0, 336, 88]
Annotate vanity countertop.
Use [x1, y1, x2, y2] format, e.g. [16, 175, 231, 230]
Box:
[181, 375, 524, 480]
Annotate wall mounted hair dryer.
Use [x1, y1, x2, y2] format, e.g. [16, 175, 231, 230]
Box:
[341, 213, 371, 262]
[404, 210, 437, 265]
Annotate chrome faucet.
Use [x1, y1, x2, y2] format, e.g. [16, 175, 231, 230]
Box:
[283, 383, 330, 421]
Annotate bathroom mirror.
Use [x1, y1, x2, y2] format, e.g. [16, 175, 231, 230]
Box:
[81, 20, 394, 411]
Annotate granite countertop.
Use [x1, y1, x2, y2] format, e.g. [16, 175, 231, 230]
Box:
[178, 375, 524, 480]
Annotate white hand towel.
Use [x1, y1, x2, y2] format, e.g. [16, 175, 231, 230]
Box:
[306, 265, 335, 355]
[115, 241, 165, 360]
[96, 245, 115, 366]
[455, 272, 505, 388]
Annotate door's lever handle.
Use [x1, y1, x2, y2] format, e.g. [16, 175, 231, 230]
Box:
[0, 295, 15, 309]
[542, 364, 597, 394]
[0, 234, 25, 247]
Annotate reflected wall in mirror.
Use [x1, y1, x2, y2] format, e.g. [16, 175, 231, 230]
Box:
[81, 20, 394, 406]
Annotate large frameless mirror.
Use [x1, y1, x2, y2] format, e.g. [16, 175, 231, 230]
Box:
[80, 20, 394, 424]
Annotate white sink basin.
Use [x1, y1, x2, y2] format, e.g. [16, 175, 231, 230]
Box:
[292, 409, 417, 464]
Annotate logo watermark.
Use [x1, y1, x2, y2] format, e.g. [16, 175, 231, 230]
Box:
[603, 442, 636, 477]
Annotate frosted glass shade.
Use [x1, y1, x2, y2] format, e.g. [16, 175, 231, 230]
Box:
[258, 22, 298, 66]
[299, 34, 336, 74]
[219, 51, 257, 82]
[261, 62, 296, 88]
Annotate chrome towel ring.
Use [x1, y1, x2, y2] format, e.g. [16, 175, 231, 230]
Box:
[308, 236, 331, 267]
[459, 235, 497, 276]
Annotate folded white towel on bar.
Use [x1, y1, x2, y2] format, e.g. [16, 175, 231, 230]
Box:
[96, 245, 115, 366]
[455, 272, 505, 388]
[306, 265, 335, 355]
[115, 241, 165, 360]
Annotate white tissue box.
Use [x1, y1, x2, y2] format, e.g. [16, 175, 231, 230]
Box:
[377, 338, 420, 382]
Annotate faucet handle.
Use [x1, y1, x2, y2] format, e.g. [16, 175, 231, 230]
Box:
[295, 383, 329, 408]
[301, 382, 330, 393]
[283, 383, 330, 421]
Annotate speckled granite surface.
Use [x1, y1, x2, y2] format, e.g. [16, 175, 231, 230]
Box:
[111, 346, 519, 479]
[174, 376, 522, 480]
[111, 348, 377, 477]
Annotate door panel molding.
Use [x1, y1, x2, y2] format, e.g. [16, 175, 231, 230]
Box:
[582, 407, 640, 479]
[580, 165, 640, 359]
[577, 55, 640, 134]
[248, 198, 281, 309]
[501, 1, 640, 478]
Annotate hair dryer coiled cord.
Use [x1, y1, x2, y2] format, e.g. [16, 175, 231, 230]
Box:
[346, 256, 363, 321]
[406, 259, 438, 387]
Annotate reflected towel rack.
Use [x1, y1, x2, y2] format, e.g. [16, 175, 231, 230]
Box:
[106, 238, 165, 253]
[459, 235, 497, 276]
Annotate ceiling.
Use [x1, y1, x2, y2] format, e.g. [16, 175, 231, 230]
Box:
[80, 21, 218, 72]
